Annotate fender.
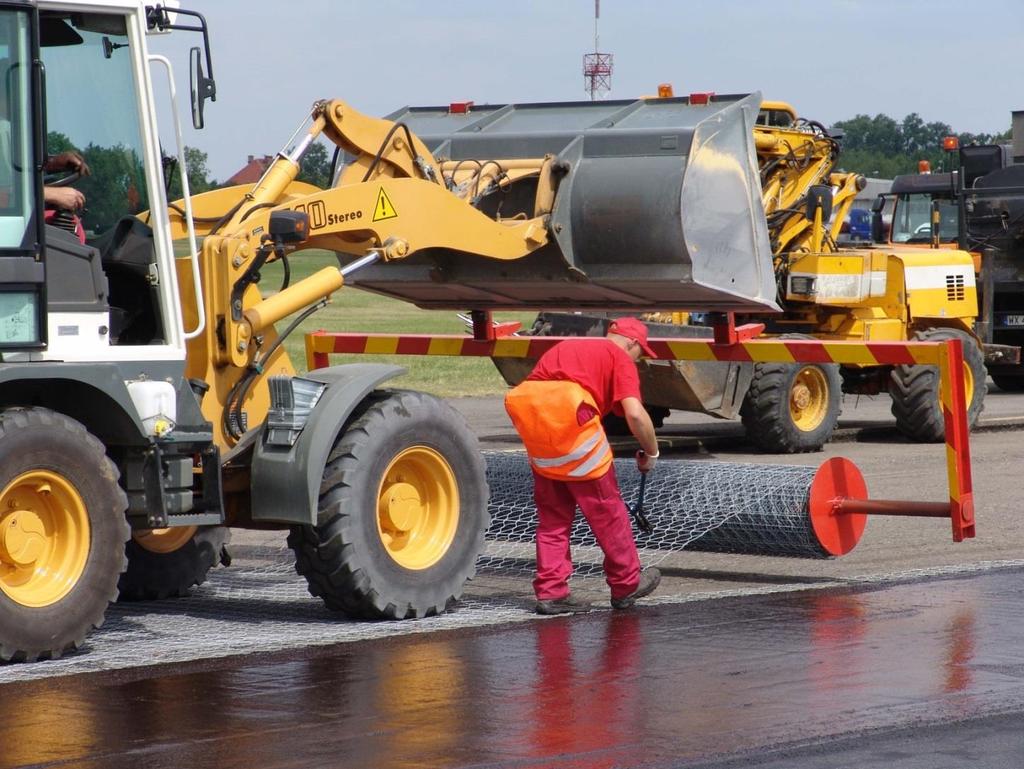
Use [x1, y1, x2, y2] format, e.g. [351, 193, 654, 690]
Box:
[893, 249, 978, 323]
[0, 360, 207, 445]
[249, 363, 406, 525]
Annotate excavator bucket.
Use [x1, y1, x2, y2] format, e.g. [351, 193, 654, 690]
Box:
[345, 92, 781, 313]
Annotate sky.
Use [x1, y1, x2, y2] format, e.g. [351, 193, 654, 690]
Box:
[148, 0, 1024, 182]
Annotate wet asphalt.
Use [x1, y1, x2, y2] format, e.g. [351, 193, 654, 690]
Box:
[2, 568, 1022, 768]
[3, 390, 1024, 767]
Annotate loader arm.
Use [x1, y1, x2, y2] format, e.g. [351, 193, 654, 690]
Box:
[182, 99, 553, 444]
[163, 181, 324, 240]
[203, 177, 550, 372]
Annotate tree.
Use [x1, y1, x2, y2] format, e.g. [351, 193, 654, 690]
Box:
[75, 143, 147, 235]
[900, 113, 928, 156]
[297, 141, 332, 189]
[831, 111, 1011, 177]
[46, 131, 77, 157]
[832, 113, 903, 156]
[165, 146, 215, 199]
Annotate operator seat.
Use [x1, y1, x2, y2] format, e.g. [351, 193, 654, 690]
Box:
[90, 216, 165, 345]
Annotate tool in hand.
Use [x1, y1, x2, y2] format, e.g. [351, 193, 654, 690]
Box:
[630, 470, 655, 535]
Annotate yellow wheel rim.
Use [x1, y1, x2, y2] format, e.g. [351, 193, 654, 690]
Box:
[376, 447, 459, 570]
[789, 366, 830, 433]
[0, 470, 90, 608]
[133, 526, 197, 554]
[962, 360, 975, 408]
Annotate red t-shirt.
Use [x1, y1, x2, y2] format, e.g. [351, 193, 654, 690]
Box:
[526, 338, 641, 417]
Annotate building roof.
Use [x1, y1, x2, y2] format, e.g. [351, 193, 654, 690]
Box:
[225, 154, 274, 186]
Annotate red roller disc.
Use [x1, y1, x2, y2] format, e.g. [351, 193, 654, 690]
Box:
[808, 457, 868, 556]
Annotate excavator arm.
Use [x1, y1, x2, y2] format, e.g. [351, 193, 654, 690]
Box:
[753, 104, 866, 257]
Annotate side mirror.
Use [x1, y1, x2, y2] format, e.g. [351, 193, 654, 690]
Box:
[189, 46, 215, 130]
[870, 194, 888, 243]
[870, 213, 884, 243]
[868, 192, 892, 243]
[805, 185, 834, 223]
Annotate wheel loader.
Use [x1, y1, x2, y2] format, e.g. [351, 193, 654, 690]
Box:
[379, 95, 985, 452]
[0, 1, 790, 661]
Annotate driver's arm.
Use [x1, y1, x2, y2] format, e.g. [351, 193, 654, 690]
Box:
[44, 185, 84, 210]
[44, 151, 90, 176]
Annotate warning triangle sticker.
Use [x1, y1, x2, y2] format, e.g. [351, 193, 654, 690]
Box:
[372, 188, 398, 222]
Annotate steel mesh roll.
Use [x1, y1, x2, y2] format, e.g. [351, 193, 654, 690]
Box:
[482, 451, 832, 576]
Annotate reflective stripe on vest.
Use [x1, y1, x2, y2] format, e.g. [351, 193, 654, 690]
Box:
[504, 380, 613, 482]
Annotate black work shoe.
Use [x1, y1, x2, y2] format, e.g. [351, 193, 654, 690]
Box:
[610, 567, 662, 610]
[534, 594, 593, 615]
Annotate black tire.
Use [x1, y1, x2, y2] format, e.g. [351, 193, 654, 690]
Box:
[118, 526, 230, 601]
[0, 408, 129, 662]
[601, 405, 670, 436]
[889, 327, 986, 442]
[990, 371, 1024, 393]
[287, 390, 489, 620]
[740, 361, 842, 453]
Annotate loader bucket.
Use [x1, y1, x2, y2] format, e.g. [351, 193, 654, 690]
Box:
[344, 93, 781, 313]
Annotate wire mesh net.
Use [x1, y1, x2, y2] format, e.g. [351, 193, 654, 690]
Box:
[480, 451, 830, 580]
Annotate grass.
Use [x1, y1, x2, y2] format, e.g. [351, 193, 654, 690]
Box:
[255, 250, 537, 397]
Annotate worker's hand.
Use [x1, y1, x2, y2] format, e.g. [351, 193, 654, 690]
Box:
[45, 151, 91, 176]
[44, 185, 85, 210]
[635, 449, 658, 474]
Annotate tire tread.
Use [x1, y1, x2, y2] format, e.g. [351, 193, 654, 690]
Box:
[287, 390, 488, 620]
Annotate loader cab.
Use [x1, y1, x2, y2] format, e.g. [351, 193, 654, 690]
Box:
[0, 4, 203, 363]
[37, 9, 173, 356]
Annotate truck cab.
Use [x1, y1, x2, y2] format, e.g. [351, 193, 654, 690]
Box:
[884, 172, 960, 246]
[872, 145, 1024, 384]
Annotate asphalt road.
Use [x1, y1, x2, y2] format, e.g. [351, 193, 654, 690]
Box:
[2, 386, 1023, 768]
[2, 570, 1021, 768]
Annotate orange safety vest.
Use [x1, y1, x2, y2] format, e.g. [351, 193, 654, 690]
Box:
[504, 380, 613, 481]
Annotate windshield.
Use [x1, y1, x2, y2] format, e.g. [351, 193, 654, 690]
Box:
[891, 193, 959, 244]
[40, 12, 148, 237]
[0, 9, 38, 251]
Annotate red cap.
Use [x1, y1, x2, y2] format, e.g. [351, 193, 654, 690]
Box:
[609, 317, 657, 359]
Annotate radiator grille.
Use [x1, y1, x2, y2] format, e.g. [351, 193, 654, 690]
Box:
[946, 274, 966, 302]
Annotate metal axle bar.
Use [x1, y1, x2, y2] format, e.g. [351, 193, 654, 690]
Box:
[832, 498, 952, 518]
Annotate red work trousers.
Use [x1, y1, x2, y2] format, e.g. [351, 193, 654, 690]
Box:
[531, 464, 641, 601]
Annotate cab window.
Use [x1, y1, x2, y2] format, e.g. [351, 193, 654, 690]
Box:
[0, 10, 37, 251]
[891, 193, 959, 244]
[40, 12, 148, 237]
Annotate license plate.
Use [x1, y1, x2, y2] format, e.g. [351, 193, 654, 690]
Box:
[998, 314, 1024, 328]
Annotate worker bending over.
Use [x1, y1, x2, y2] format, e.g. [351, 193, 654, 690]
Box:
[505, 317, 662, 615]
